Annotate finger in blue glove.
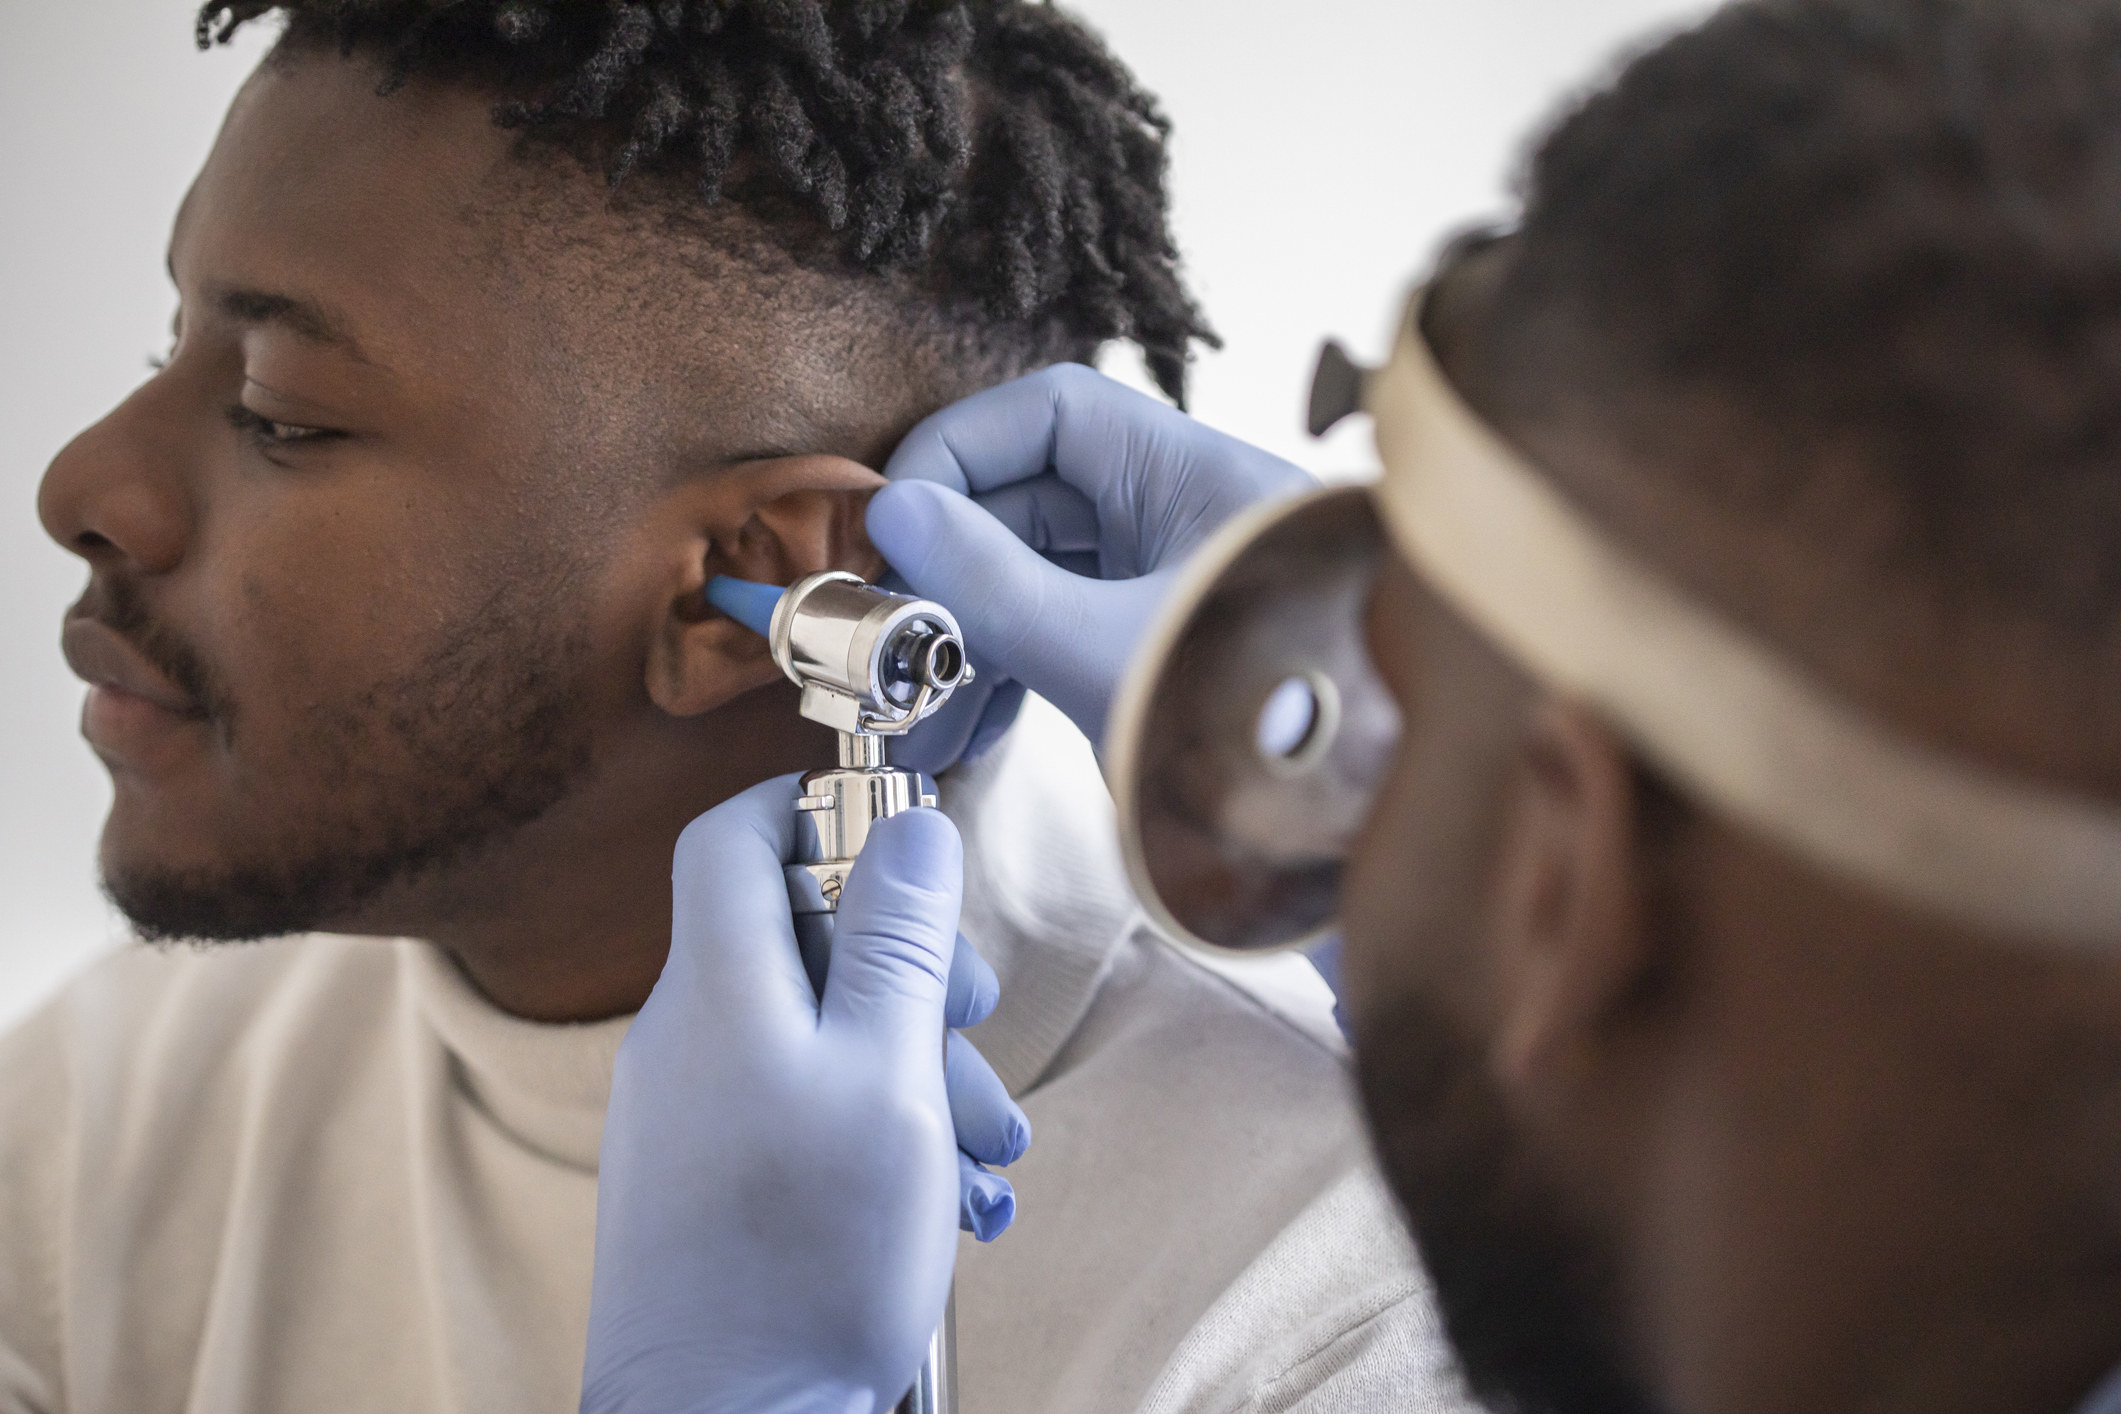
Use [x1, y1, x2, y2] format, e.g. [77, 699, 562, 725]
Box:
[944, 931, 1000, 1030]
[881, 363, 1310, 571]
[871, 363, 1313, 754]
[869, 478, 1168, 744]
[947, 1029, 1030, 1169]
[958, 1151, 1017, 1244]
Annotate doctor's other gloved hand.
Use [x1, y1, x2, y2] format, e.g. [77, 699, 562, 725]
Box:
[868, 364, 1313, 769]
[580, 776, 1029, 1414]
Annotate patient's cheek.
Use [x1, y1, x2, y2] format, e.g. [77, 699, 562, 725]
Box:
[94, 521, 605, 941]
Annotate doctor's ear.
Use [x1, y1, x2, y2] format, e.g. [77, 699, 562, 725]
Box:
[1488, 699, 1657, 1088]
[641, 454, 888, 718]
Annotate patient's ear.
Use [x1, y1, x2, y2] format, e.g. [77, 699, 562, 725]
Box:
[642, 454, 888, 718]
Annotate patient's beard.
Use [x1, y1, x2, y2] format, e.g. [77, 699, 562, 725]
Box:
[1356, 992, 1668, 1414]
[102, 596, 599, 945]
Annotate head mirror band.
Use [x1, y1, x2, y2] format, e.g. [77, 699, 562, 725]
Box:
[1369, 290, 2121, 950]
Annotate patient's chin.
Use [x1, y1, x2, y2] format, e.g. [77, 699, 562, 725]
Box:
[100, 738, 595, 944]
[99, 748, 597, 949]
[105, 854, 369, 944]
[1354, 990, 1668, 1414]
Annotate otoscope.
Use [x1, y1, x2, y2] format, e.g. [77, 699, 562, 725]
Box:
[705, 570, 973, 1414]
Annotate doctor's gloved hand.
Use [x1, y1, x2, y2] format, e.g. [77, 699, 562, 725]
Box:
[580, 776, 1029, 1414]
[869, 364, 1313, 767]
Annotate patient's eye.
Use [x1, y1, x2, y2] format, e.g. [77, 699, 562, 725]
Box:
[227, 403, 340, 449]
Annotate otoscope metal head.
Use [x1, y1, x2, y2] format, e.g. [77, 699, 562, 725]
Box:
[705, 570, 975, 920]
[765, 571, 973, 737]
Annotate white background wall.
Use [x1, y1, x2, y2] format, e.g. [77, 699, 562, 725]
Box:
[0, 0, 1711, 1029]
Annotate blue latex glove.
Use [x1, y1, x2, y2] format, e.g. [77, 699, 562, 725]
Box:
[581, 776, 1030, 1414]
[868, 363, 1314, 763]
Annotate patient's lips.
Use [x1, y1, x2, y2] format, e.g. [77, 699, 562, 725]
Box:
[62, 617, 209, 770]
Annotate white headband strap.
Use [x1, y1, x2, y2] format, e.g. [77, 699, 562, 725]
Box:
[1367, 291, 2121, 949]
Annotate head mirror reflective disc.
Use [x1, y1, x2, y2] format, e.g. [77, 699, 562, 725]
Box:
[1109, 485, 1402, 954]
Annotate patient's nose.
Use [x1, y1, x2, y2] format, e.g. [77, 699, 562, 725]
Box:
[38, 379, 195, 576]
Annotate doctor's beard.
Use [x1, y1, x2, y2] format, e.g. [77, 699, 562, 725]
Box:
[92, 575, 600, 944]
[1356, 993, 1672, 1414]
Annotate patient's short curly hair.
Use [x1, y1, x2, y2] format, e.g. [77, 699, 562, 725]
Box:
[197, 0, 1215, 404]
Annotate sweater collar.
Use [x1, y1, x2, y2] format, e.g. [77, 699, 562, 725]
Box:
[403, 939, 628, 1171]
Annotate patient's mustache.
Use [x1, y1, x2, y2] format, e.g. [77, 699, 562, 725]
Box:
[67, 578, 235, 729]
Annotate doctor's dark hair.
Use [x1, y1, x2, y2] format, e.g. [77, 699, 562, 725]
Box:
[1471, 0, 2121, 638]
[195, 0, 1214, 405]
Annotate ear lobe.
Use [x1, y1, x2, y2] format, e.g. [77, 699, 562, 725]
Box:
[1489, 699, 1655, 1088]
[645, 454, 889, 719]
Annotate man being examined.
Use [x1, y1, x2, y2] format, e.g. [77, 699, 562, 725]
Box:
[0, 4, 1469, 1412]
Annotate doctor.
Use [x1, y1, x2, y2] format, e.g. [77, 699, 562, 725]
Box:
[581, 1, 2121, 1411]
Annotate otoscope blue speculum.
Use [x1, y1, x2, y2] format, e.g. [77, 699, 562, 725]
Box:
[704, 575, 784, 639]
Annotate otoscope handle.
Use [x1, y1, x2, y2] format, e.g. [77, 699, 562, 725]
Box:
[899, 1297, 957, 1414]
[722, 573, 965, 1414]
[783, 838, 958, 1414]
[782, 734, 956, 1414]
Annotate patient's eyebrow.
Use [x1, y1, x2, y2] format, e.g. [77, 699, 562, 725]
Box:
[215, 287, 377, 364]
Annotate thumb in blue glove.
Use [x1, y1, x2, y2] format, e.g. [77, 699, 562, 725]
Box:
[869, 363, 1313, 759]
[869, 479, 1167, 743]
[581, 776, 1028, 1414]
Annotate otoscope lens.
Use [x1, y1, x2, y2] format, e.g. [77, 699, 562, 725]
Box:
[880, 622, 968, 706]
[923, 636, 966, 689]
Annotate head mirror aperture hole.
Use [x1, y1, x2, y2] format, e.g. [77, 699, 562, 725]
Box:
[1254, 672, 1341, 773]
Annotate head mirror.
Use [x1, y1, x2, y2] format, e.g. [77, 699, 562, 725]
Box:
[1108, 485, 1402, 954]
